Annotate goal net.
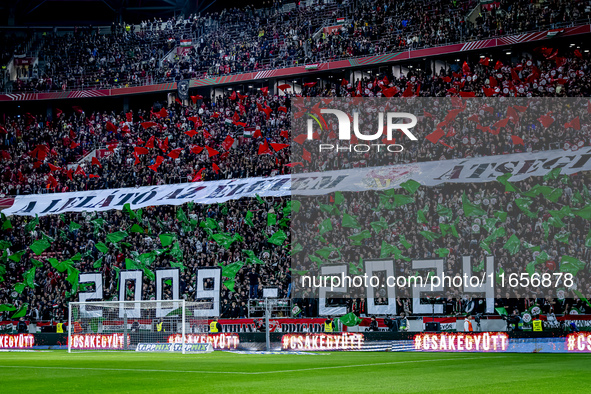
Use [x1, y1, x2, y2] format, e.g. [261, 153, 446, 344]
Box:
[68, 300, 211, 354]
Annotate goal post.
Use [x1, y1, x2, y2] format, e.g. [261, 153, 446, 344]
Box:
[68, 300, 211, 354]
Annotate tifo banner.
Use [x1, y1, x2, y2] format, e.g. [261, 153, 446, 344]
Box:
[167, 333, 239, 350]
[4, 148, 591, 217]
[281, 332, 364, 351]
[136, 342, 212, 353]
[69, 333, 129, 350]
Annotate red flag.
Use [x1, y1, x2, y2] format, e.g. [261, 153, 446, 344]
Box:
[191, 168, 205, 182]
[206, 146, 219, 157]
[270, 143, 289, 152]
[302, 148, 311, 162]
[190, 146, 204, 155]
[158, 108, 169, 118]
[72, 106, 83, 114]
[89, 174, 100, 179]
[75, 165, 86, 177]
[126, 112, 132, 122]
[462, 61, 471, 74]
[107, 143, 118, 153]
[46, 174, 58, 189]
[513, 105, 528, 112]
[56, 108, 63, 118]
[222, 136, 235, 150]
[185, 130, 198, 137]
[511, 69, 521, 84]
[158, 137, 169, 153]
[258, 140, 273, 155]
[538, 115, 555, 128]
[253, 129, 263, 138]
[459, 91, 475, 97]
[277, 84, 291, 91]
[476, 125, 493, 134]
[564, 117, 581, 130]
[168, 148, 183, 159]
[294, 134, 307, 145]
[91, 157, 102, 168]
[70, 141, 80, 149]
[467, 114, 479, 122]
[494, 60, 503, 70]
[133, 153, 140, 165]
[425, 129, 445, 144]
[493, 118, 510, 129]
[507, 107, 519, 123]
[145, 136, 155, 149]
[479, 57, 490, 66]
[280, 130, 289, 139]
[106, 121, 117, 133]
[278, 106, 287, 113]
[303, 82, 317, 87]
[285, 162, 303, 167]
[341, 78, 349, 86]
[511, 135, 524, 146]
[233, 121, 246, 127]
[483, 87, 496, 97]
[48, 163, 61, 172]
[0, 151, 11, 161]
[574, 49, 583, 58]
[212, 163, 220, 174]
[33, 161, 42, 169]
[212, 112, 220, 118]
[175, 97, 182, 105]
[134, 147, 149, 155]
[381, 86, 400, 97]
[66, 169, 73, 180]
[148, 156, 164, 172]
[141, 122, 157, 129]
[261, 87, 268, 96]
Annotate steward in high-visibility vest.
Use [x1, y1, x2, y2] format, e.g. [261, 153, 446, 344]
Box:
[156, 320, 165, 332]
[324, 318, 333, 332]
[532, 318, 543, 332]
[56, 322, 64, 333]
[210, 318, 221, 333]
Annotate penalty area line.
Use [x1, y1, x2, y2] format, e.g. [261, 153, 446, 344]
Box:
[0, 356, 506, 375]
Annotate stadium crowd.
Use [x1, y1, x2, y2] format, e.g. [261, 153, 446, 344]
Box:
[1, 46, 590, 196]
[7, 0, 591, 92]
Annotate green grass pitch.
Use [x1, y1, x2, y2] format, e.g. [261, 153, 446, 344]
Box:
[1, 351, 590, 393]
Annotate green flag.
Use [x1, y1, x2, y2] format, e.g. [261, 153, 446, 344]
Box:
[93, 257, 103, 269]
[224, 279, 235, 292]
[496, 173, 519, 192]
[291, 200, 301, 213]
[14, 283, 26, 294]
[436, 204, 452, 219]
[380, 241, 410, 261]
[572, 205, 591, 220]
[0, 304, 16, 312]
[495, 307, 508, 316]
[434, 248, 450, 257]
[95, 242, 109, 254]
[245, 211, 255, 227]
[106, 231, 128, 244]
[213, 233, 243, 249]
[315, 246, 339, 259]
[420, 230, 441, 241]
[268, 230, 287, 245]
[11, 303, 28, 319]
[267, 213, 277, 227]
[319, 218, 333, 235]
[543, 188, 563, 203]
[243, 250, 264, 265]
[24, 215, 39, 232]
[31, 259, 43, 268]
[66, 267, 80, 290]
[473, 260, 485, 272]
[349, 230, 372, 245]
[399, 235, 412, 249]
[515, 198, 537, 219]
[200, 218, 219, 231]
[23, 267, 35, 288]
[144, 268, 155, 281]
[440, 223, 459, 238]
[462, 192, 486, 217]
[334, 191, 345, 205]
[503, 234, 521, 255]
[337, 312, 362, 327]
[48, 257, 73, 273]
[290, 243, 303, 255]
[400, 179, 421, 194]
[370, 217, 388, 234]
[554, 232, 570, 244]
[543, 167, 561, 181]
[176, 207, 188, 224]
[2, 218, 12, 230]
[222, 261, 244, 279]
[29, 239, 51, 255]
[573, 289, 591, 309]
[8, 250, 26, 262]
[342, 213, 360, 229]
[159, 233, 176, 247]
[560, 256, 585, 276]
[69, 221, 81, 232]
[129, 224, 144, 233]
[417, 206, 428, 224]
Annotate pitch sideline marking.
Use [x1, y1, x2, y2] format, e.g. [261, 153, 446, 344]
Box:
[0, 356, 506, 375]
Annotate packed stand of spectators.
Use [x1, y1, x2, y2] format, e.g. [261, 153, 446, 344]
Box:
[0, 93, 291, 196]
[0, 197, 291, 322]
[10, 0, 591, 92]
[1, 47, 590, 195]
[291, 173, 591, 318]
